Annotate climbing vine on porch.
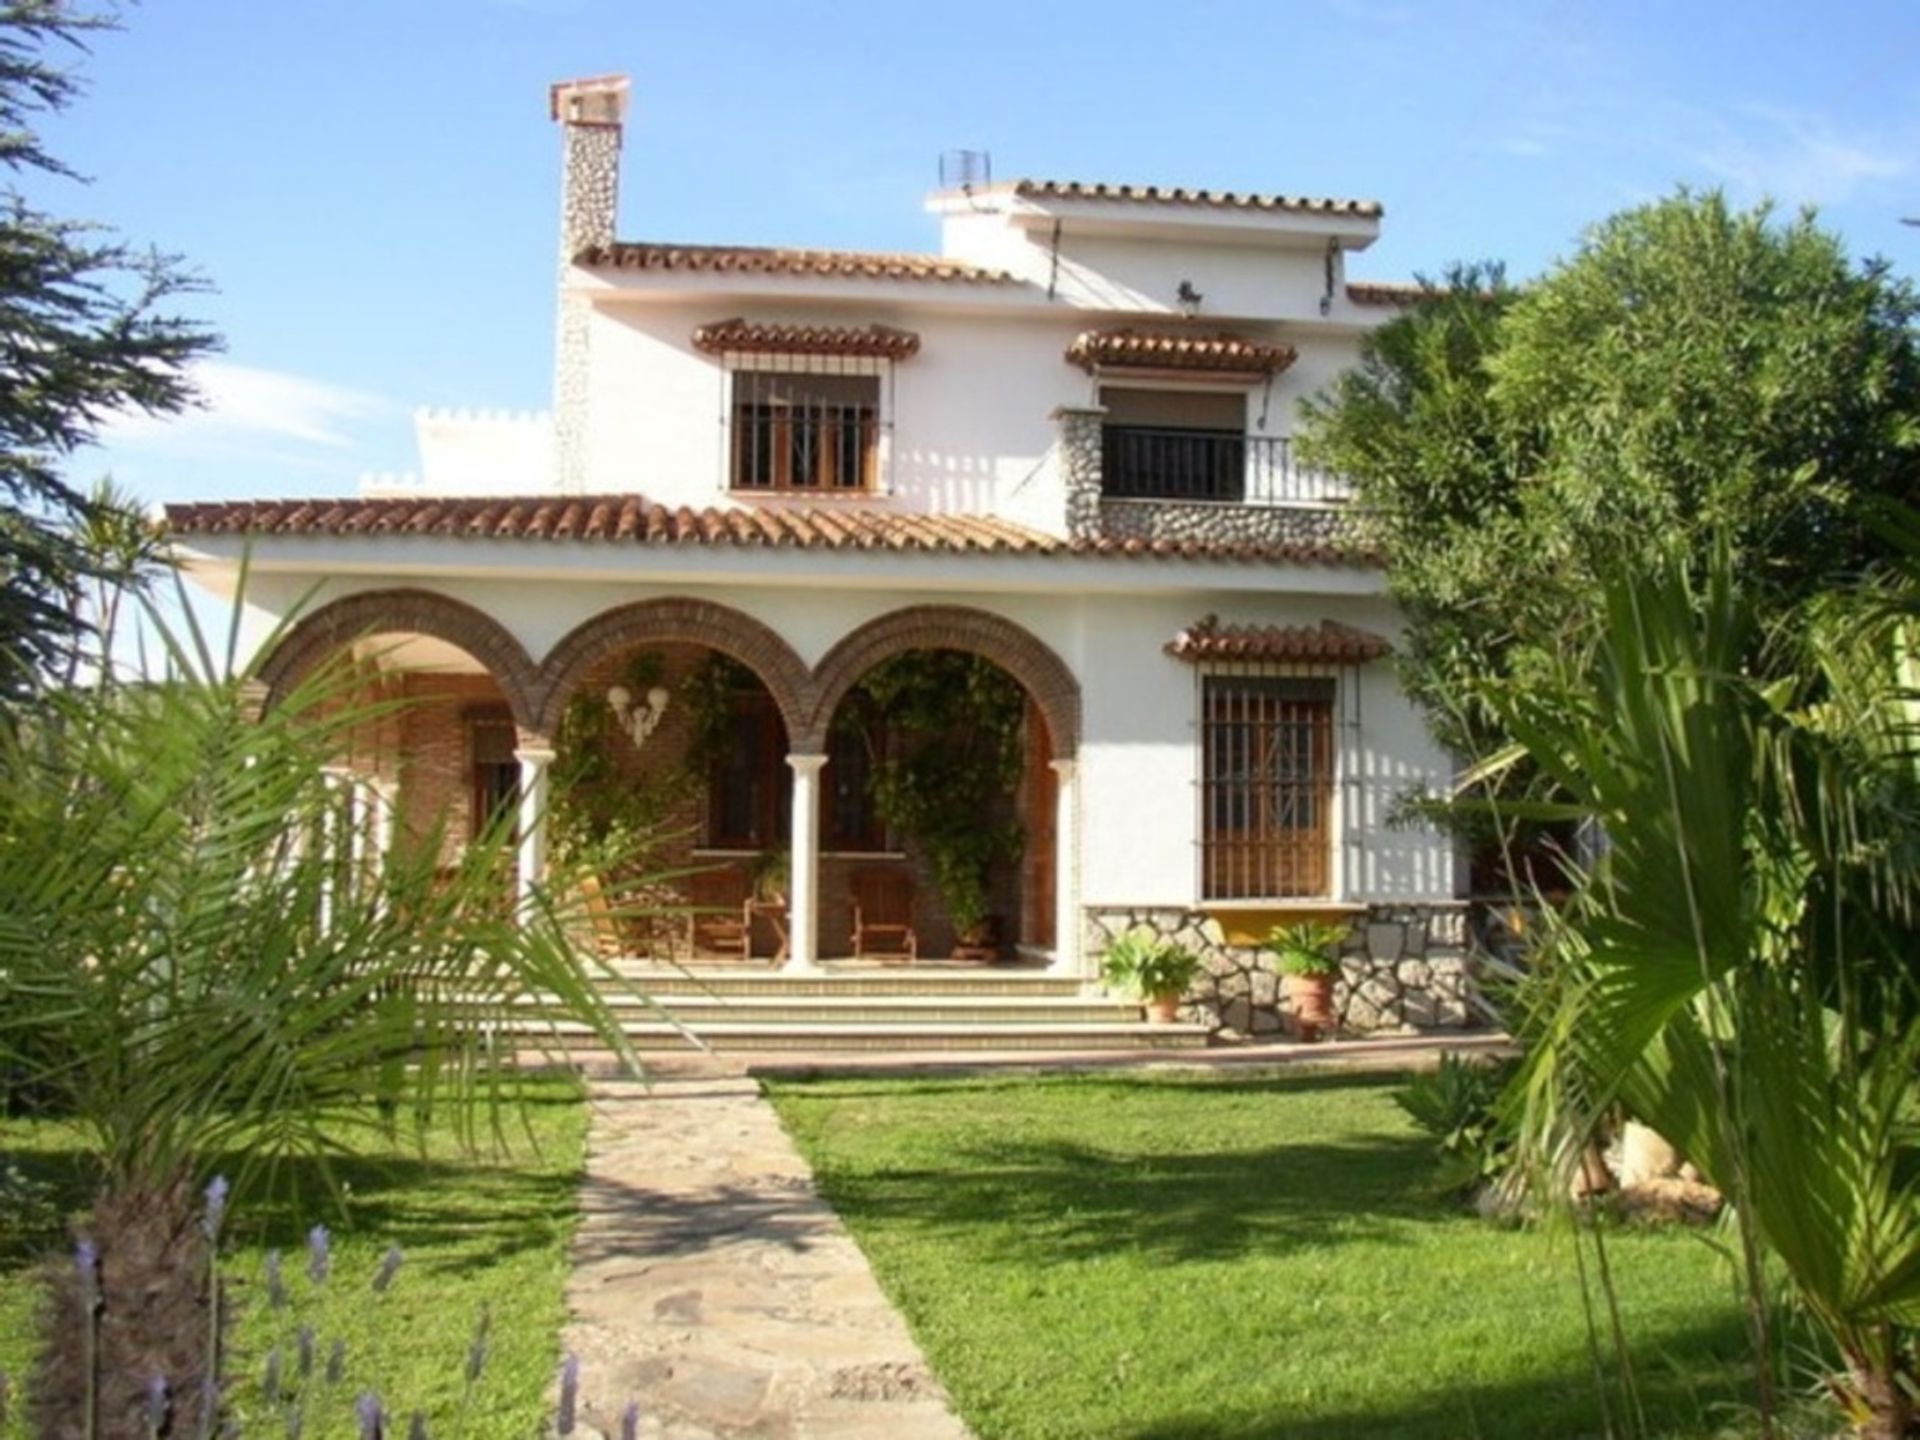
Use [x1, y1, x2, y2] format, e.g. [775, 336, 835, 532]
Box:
[839, 650, 1027, 935]
[548, 651, 764, 859]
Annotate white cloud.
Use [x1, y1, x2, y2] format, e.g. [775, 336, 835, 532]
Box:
[101, 360, 392, 457]
[1687, 105, 1907, 207]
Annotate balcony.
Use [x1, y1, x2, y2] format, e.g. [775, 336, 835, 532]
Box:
[1100, 427, 1349, 507]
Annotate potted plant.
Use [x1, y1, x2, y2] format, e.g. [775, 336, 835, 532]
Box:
[1264, 920, 1351, 1041]
[1100, 930, 1203, 1023]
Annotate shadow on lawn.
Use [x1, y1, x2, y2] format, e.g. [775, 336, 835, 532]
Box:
[1110, 1307, 1758, 1440]
[1, 1092, 581, 1279]
[793, 1072, 1436, 1267]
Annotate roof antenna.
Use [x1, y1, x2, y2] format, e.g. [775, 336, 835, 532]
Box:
[940, 149, 992, 208]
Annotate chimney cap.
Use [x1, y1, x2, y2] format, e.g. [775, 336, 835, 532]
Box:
[549, 74, 630, 126]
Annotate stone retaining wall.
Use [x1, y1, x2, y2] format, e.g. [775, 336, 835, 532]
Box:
[1084, 902, 1475, 1038]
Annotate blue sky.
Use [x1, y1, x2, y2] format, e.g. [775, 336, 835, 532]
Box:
[27, 0, 1920, 507]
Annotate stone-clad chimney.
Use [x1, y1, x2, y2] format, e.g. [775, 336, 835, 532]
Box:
[549, 75, 629, 493]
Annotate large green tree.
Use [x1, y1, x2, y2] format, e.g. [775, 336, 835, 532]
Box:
[1299, 193, 1920, 761]
[0, 2, 215, 702]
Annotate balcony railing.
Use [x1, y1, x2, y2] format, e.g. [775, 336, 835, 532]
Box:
[1101, 427, 1349, 506]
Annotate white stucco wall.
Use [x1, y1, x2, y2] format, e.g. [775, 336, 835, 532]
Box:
[212, 551, 1457, 908]
[574, 299, 1366, 522]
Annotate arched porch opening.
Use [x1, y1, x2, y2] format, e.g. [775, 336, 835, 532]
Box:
[533, 599, 815, 961]
[803, 607, 1082, 971]
[815, 648, 1061, 963]
[254, 591, 546, 888]
[544, 639, 799, 961]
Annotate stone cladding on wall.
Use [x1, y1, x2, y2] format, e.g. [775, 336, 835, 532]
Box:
[1053, 405, 1107, 541]
[1096, 497, 1361, 550]
[553, 120, 621, 494]
[1083, 902, 1476, 1038]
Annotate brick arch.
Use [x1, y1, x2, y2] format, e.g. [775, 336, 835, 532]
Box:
[803, 606, 1080, 760]
[257, 589, 541, 732]
[532, 597, 814, 738]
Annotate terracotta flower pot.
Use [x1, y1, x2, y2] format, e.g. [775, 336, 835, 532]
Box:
[1144, 992, 1183, 1024]
[1283, 972, 1336, 1041]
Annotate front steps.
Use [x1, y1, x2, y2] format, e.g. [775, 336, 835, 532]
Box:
[503, 962, 1212, 1054]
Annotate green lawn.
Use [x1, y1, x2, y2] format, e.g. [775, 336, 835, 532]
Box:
[767, 1069, 1757, 1440]
[0, 1081, 585, 1439]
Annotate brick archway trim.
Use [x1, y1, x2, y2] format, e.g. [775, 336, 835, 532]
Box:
[257, 589, 542, 731]
[803, 605, 1080, 760]
[533, 597, 813, 738]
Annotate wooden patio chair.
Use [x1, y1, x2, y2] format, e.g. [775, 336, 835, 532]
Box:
[577, 871, 628, 963]
[685, 865, 753, 960]
[849, 867, 917, 964]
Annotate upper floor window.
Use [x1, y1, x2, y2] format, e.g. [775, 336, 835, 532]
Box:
[731, 370, 880, 494]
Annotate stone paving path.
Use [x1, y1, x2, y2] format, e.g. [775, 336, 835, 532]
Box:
[561, 1075, 971, 1440]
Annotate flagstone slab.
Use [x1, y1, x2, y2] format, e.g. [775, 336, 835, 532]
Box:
[562, 1076, 971, 1440]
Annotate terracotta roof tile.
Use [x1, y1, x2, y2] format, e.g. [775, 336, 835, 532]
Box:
[1166, 615, 1392, 663]
[690, 318, 921, 360]
[994, 179, 1383, 219]
[580, 242, 1018, 285]
[1067, 329, 1298, 375]
[163, 495, 1373, 567]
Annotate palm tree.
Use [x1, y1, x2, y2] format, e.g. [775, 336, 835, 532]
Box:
[0, 583, 649, 1435]
[1459, 543, 1920, 1438]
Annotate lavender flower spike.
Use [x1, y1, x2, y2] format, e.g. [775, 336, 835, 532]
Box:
[306, 1224, 331, 1284]
[326, 1338, 348, 1385]
[202, 1175, 231, 1241]
[407, 1412, 429, 1440]
[263, 1348, 283, 1405]
[74, 1239, 100, 1312]
[265, 1249, 289, 1309]
[371, 1244, 404, 1293]
[144, 1374, 171, 1435]
[620, 1399, 640, 1440]
[296, 1324, 316, 1379]
[355, 1391, 385, 1440]
[556, 1353, 580, 1437]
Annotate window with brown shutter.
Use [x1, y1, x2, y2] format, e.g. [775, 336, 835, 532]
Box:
[731, 371, 879, 493]
[467, 707, 519, 840]
[1201, 676, 1335, 899]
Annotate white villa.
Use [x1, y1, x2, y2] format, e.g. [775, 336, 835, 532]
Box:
[167, 75, 1473, 1048]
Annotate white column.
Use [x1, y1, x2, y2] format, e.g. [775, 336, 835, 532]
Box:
[1049, 758, 1080, 977]
[369, 777, 397, 866]
[786, 754, 827, 971]
[514, 745, 555, 905]
[318, 767, 347, 931]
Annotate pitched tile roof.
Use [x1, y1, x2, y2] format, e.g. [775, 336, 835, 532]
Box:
[578, 242, 1019, 285]
[1066, 329, 1298, 375]
[163, 495, 1372, 567]
[690, 318, 922, 360]
[1165, 616, 1392, 663]
[992, 179, 1383, 219]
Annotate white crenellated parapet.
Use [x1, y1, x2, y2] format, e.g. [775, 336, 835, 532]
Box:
[357, 409, 557, 497]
